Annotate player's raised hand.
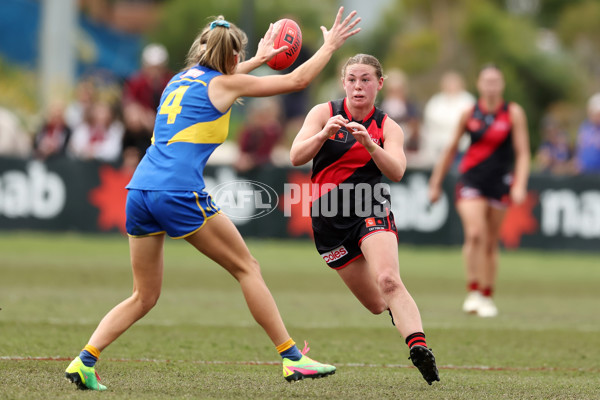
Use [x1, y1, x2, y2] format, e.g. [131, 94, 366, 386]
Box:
[321, 7, 361, 51]
[254, 22, 289, 64]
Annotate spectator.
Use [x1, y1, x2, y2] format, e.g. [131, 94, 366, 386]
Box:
[534, 117, 573, 175]
[234, 97, 285, 172]
[574, 93, 600, 174]
[33, 100, 72, 160]
[65, 80, 96, 131]
[122, 43, 172, 131]
[421, 71, 475, 168]
[68, 101, 124, 162]
[121, 102, 154, 167]
[379, 69, 422, 165]
[0, 106, 30, 158]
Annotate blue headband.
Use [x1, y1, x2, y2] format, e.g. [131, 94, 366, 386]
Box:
[210, 20, 230, 30]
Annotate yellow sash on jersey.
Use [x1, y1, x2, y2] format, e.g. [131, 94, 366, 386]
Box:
[167, 109, 231, 145]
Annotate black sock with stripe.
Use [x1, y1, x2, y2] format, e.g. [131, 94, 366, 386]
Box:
[406, 332, 427, 349]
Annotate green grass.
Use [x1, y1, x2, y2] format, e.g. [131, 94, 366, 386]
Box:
[1, 233, 599, 399]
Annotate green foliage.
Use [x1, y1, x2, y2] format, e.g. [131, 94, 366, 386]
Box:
[557, 0, 600, 45]
[533, 0, 588, 28]
[556, 0, 600, 97]
[459, 0, 578, 147]
[0, 57, 39, 127]
[148, 0, 340, 72]
[144, 0, 595, 150]
[347, 0, 582, 148]
[386, 30, 440, 75]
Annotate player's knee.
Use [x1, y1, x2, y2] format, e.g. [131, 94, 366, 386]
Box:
[233, 255, 262, 279]
[245, 256, 261, 275]
[464, 227, 485, 246]
[133, 290, 160, 313]
[377, 273, 401, 296]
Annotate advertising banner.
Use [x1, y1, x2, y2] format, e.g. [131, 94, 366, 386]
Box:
[1, 157, 598, 251]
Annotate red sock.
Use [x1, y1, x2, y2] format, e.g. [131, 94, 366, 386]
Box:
[468, 281, 479, 292]
[481, 287, 493, 297]
[405, 332, 427, 349]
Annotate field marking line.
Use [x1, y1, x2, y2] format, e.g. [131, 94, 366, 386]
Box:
[1, 356, 597, 373]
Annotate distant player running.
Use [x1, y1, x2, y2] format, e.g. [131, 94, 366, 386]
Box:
[290, 54, 440, 385]
[429, 64, 531, 317]
[65, 9, 361, 390]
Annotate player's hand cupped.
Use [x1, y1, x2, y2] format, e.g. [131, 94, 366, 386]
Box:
[319, 115, 348, 140]
[254, 22, 288, 64]
[321, 7, 361, 51]
[347, 121, 376, 153]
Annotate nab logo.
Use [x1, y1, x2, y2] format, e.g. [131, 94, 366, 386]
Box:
[329, 128, 349, 143]
[284, 28, 295, 45]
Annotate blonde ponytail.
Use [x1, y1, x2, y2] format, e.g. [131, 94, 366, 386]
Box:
[185, 16, 247, 74]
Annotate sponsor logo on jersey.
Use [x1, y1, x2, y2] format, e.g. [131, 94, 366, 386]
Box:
[329, 127, 349, 143]
[365, 217, 385, 228]
[182, 68, 205, 79]
[320, 245, 348, 263]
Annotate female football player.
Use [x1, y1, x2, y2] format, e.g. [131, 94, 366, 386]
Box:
[428, 64, 530, 317]
[289, 54, 440, 385]
[65, 8, 361, 390]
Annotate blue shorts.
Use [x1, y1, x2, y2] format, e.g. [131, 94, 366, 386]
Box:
[126, 189, 221, 239]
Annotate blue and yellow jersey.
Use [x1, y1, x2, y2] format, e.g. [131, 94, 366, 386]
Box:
[127, 65, 231, 191]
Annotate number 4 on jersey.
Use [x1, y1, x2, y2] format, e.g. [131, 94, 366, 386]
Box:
[159, 85, 189, 124]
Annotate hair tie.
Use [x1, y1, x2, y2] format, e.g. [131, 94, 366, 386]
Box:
[210, 20, 230, 30]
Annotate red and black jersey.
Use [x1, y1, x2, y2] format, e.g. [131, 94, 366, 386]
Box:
[311, 98, 389, 231]
[459, 100, 514, 187]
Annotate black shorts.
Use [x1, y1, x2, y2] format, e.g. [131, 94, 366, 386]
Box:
[456, 174, 512, 209]
[313, 211, 398, 270]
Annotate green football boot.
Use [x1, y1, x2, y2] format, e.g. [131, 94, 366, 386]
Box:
[65, 356, 107, 391]
[282, 341, 336, 382]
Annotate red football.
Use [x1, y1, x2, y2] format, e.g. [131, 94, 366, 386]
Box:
[267, 19, 302, 71]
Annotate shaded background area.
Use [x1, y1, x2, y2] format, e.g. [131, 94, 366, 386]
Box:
[1, 0, 599, 149]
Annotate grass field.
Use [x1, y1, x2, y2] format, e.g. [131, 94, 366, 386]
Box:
[1, 232, 599, 399]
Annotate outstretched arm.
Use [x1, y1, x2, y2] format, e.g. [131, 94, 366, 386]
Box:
[210, 7, 361, 112]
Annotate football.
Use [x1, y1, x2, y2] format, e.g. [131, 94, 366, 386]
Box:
[267, 19, 302, 71]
